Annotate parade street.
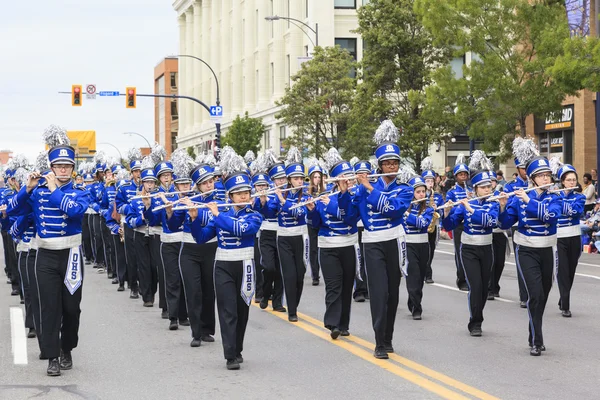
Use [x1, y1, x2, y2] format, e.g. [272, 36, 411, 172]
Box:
[1, 240, 600, 400]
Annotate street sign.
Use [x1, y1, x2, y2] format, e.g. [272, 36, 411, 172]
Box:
[99, 91, 120, 96]
[210, 105, 223, 121]
[86, 84, 96, 100]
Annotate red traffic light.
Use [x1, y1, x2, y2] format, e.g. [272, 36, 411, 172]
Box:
[128, 89, 134, 95]
[74, 87, 81, 93]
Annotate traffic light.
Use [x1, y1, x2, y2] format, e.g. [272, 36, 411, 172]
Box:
[126, 87, 136, 109]
[72, 85, 82, 106]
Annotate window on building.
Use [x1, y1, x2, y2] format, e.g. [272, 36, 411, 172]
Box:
[170, 101, 178, 121]
[170, 72, 177, 88]
[335, 0, 356, 9]
[335, 38, 357, 77]
[450, 55, 466, 79]
[264, 130, 271, 150]
[286, 55, 291, 86]
[270, 62, 274, 96]
[362, 0, 370, 5]
[171, 131, 178, 152]
[305, 45, 309, 56]
[280, 126, 287, 140]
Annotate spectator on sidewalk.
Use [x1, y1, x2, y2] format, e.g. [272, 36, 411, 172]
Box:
[582, 173, 596, 213]
[496, 170, 507, 191]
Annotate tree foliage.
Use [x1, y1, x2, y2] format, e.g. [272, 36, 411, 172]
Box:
[222, 112, 266, 155]
[276, 45, 356, 158]
[347, 0, 452, 166]
[415, 0, 581, 158]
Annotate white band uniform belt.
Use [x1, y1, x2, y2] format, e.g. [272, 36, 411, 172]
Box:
[16, 241, 31, 252]
[361, 225, 405, 243]
[182, 232, 217, 244]
[260, 220, 279, 231]
[149, 225, 162, 236]
[557, 224, 581, 239]
[277, 225, 308, 237]
[318, 233, 358, 248]
[461, 232, 493, 246]
[161, 231, 183, 243]
[513, 231, 557, 248]
[405, 233, 429, 244]
[216, 247, 254, 261]
[37, 234, 82, 251]
[134, 226, 149, 235]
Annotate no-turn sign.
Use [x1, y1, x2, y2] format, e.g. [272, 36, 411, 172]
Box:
[86, 84, 97, 100]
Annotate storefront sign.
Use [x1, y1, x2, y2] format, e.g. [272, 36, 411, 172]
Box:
[545, 106, 573, 131]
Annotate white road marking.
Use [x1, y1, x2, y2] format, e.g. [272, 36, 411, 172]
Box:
[10, 307, 28, 365]
[431, 283, 515, 303]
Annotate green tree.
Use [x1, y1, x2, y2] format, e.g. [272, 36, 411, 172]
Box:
[222, 112, 266, 155]
[276, 45, 356, 158]
[347, 0, 452, 166]
[186, 146, 196, 160]
[414, 0, 581, 158]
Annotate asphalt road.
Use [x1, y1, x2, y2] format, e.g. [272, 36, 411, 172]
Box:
[1, 238, 600, 400]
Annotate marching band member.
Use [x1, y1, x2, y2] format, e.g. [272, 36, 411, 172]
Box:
[421, 157, 443, 284]
[255, 151, 286, 312]
[245, 151, 265, 303]
[446, 154, 472, 291]
[503, 150, 530, 308]
[442, 151, 499, 336]
[146, 154, 189, 330]
[488, 170, 508, 299]
[89, 155, 106, 273]
[273, 146, 311, 322]
[170, 162, 219, 346]
[306, 158, 326, 286]
[351, 160, 371, 303]
[338, 120, 413, 359]
[99, 161, 118, 280]
[309, 149, 359, 338]
[190, 153, 263, 370]
[401, 169, 434, 320]
[1, 165, 21, 296]
[81, 171, 95, 265]
[552, 161, 585, 318]
[127, 163, 159, 303]
[7, 125, 91, 376]
[498, 138, 562, 356]
[106, 168, 129, 293]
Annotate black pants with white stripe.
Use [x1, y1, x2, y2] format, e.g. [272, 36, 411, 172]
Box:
[515, 244, 555, 347]
[161, 242, 187, 321]
[511, 227, 528, 302]
[179, 241, 217, 339]
[2, 230, 10, 277]
[308, 224, 320, 281]
[6, 238, 19, 292]
[214, 260, 250, 360]
[426, 226, 437, 280]
[460, 243, 493, 332]
[319, 245, 356, 331]
[254, 237, 264, 300]
[406, 242, 430, 314]
[82, 214, 93, 262]
[111, 235, 127, 285]
[364, 239, 401, 349]
[92, 214, 105, 267]
[101, 217, 114, 276]
[18, 250, 34, 328]
[123, 225, 137, 290]
[557, 235, 581, 312]
[489, 232, 507, 294]
[27, 249, 43, 354]
[151, 235, 166, 310]
[259, 230, 284, 308]
[34, 248, 83, 359]
[277, 235, 306, 317]
[353, 227, 368, 299]
[453, 224, 466, 287]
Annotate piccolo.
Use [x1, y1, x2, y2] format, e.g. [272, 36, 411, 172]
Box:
[486, 183, 554, 201]
[324, 172, 399, 183]
[131, 189, 191, 200]
[289, 186, 359, 209]
[171, 202, 252, 211]
[250, 183, 289, 197]
[151, 189, 218, 211]
[251, 186, 307, 198]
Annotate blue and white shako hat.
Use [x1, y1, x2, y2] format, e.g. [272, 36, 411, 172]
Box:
[373, 120, 401, 164]
[191, 164, 215, 185]
[130, 160, 142, 171]
[453, 153, 469, 176]
[221, 153, 252, 194]
[468, 150, 493, 187]
[4, 168, 14, 179]
[557, 164, 576, 180]
[397, 165, 421, 189]
[42, 125, 75, 166]
[141, 168, 157, 182]
[251, 173, 270, 187]
[488, 170, 498, 181]
[549, 156, 575, 181]
[420, 157, 435, 179]
[324, 148, 352, 179]
[111, 164, 124, 174]
[408, 176, 427, 189]
[154, 161, 174, 177]
[512, 136, 549, 178]
[83, 173, 94, 182]
[354, 160, 372, 174]
[526, 156, 551, 178]
[262, 149, 285, 180]
[284, 146, 305, 178]
[127, 147, 143, 171]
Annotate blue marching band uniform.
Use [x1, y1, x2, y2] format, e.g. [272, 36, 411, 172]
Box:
[2, 125, 591, 376]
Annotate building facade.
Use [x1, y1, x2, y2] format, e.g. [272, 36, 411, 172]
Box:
[154, 57, 179, 158]
[172, 0, 367, 156]
[0, 150, 13, 166]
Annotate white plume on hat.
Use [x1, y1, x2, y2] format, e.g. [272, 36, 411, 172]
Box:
[455, 153, 467, 166]
[373, 120, 400, 145]
[397, 165, 416, 184]
[42, 125, 70, 148]
[141, 156, 154, 170]
[324, 148, 343, 171]
[512, 136, 539, 166]
[35, 151, 49, 172]
[421, 157, 433, 172]
[244, 150, 256, 164]
[549, 156, 563, 176]
[285, 146, 303, 166]
[171, 148, 196, 179]
[149, 143, 167, 165]
[127, 147, 142, 162]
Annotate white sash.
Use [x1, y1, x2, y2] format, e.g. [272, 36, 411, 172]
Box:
[354, 243, 363, 281]
[552, 245, 558, 285]
[396, 236, 408, 277]
[240, 259, 255, 306]
[64, 246, 83, 295]
[302, 233, 310, 269]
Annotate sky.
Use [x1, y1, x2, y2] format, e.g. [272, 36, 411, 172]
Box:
[0, 0, 178, 163]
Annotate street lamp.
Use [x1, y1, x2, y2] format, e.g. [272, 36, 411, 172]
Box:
[123, 132, 152, 149]
[265, 15, 319, 47]
[98, 142, 123, 163]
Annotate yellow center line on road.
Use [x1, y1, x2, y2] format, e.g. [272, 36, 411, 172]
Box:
[295, 310, 501, 400]
[252, 303, 489, 400]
